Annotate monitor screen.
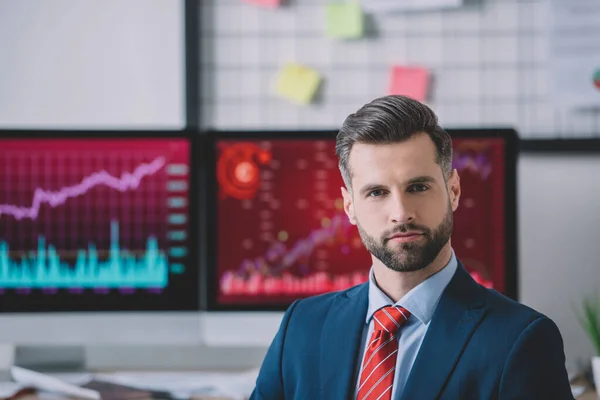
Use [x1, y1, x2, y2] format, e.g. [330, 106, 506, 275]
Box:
[208, 130, 517, 310]
[0, 131, 199, 312]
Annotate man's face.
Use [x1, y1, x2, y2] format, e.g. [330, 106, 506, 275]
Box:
[341, 133, 461, 273]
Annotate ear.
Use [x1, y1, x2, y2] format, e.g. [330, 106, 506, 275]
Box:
[448, 169, 461, 212]
[341, 186, 357, 225]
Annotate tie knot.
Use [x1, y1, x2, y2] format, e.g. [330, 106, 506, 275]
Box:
[373, 306, 411, 334]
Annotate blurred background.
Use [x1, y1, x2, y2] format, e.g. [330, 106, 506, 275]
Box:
[1, 0, 600, 397]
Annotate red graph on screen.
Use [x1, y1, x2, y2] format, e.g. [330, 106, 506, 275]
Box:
[216, 137, 506, 307]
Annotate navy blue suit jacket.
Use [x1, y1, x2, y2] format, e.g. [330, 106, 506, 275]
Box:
[250, 263, 573, 399]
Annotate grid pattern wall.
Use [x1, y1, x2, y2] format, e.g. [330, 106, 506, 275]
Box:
[199, 0, 600, 139]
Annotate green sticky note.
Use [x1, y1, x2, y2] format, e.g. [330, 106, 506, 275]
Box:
[275, 63, 322, 105]
[326, 2, 364, 39]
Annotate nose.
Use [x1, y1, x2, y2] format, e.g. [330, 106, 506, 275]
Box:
[389, 194, 416, 225]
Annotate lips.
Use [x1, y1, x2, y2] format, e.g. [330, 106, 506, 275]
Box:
[388, 232, 423, 240]
[385, 231, 424, 244]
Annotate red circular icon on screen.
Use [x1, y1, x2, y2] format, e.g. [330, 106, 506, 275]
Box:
[234, 161, 258, 185]
[217, 143, 271, 200]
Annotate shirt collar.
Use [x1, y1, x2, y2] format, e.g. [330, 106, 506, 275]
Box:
[366, 249, 458, 325]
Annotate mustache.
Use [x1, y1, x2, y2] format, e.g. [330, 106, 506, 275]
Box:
[382, 224, 430, 242]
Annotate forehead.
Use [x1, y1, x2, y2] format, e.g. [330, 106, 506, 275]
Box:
[348, 133, 440, 184]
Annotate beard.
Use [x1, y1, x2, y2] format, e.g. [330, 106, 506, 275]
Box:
[356, 202, 453, 273]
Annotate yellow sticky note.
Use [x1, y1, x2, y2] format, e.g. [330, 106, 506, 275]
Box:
[275, 63, 322, 105]
[326, 2, 364, 39]
[388, 66, 430, 102]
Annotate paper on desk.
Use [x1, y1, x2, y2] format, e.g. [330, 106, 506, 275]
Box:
[361, 0, 462, 13]
[571, 384, 586, 398]
[94, 369, 259, 400]
[0, 382, 29, 399]
[10, 366, 99, 400]
[46, 372, 94, 387]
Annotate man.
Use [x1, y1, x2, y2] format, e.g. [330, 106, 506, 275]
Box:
[250, 95, 573, 399]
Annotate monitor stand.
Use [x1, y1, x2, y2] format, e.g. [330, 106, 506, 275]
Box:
[14, 345, 86, 372]
[0, 344, 14, 372]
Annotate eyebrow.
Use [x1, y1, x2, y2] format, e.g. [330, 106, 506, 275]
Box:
[407, 175, 437, 185]
[359, 183, 385, 197]
[358, 176, 438, 196]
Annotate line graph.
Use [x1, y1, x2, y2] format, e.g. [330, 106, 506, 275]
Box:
[235, 213, 352, 276]
[0, 137, 193, 307]
[0, 156, 166, 221]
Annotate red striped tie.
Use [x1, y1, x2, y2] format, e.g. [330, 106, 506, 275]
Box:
[357, 306, 411, 400]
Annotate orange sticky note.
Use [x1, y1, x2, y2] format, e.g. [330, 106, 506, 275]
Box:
[388, 66, 430, 101]
[243, 0, 280, 7]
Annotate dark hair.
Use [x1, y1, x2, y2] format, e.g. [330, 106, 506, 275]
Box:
[336, 95, 452, 190]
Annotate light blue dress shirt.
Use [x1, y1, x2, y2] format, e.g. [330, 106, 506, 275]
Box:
[354, 250, 458, 400]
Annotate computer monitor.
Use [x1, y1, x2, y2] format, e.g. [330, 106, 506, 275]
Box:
[0, 130, 202, 346]
[205, 129, 518, 312]
[449, 129, 518, 299]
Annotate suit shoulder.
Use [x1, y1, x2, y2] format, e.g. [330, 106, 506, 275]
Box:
[290, 282, 367, 316]
[481, 287, 549, 326]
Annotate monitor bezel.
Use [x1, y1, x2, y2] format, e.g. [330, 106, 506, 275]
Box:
[203, 128, 519, 311]
[0, 129, 203, 313]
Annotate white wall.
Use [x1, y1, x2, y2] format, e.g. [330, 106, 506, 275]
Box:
[0, 0, 184, 129]
[518, 154, 600, 373]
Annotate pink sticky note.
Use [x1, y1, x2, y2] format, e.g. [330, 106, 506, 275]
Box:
[243, 0, 280, 7]
[388, 66, 430, 101]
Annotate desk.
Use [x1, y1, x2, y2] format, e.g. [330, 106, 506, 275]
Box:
[12, 387, 599, 400]
[572, 376, 598, 400]
[11, 395, 237, 400]
[2, 368, 252, 400]
[16, 396, 234, 400]
[18, 395, 234, 400]
[8, 377, 597, 399]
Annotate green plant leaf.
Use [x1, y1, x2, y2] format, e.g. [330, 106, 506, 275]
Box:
[575, 293, 600, 356]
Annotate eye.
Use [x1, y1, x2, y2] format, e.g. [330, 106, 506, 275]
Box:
[408, 184, 429, 193]
[368, 189, 385, 198]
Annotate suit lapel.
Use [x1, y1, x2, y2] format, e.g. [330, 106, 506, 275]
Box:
[400, 264, 488, 400]
[320, 282, 369, 400]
